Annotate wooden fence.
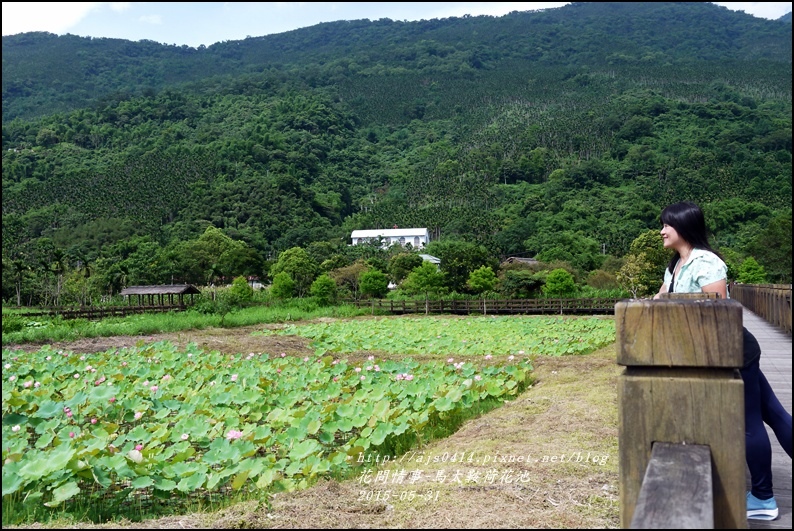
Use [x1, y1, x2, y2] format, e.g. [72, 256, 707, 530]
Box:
[617, 293, 746, 529]
[15, 305, 188, 320]
[342, 297, 622, 315]
[730, 283, 792, 336]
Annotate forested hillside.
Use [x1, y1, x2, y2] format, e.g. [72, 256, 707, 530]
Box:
[2, 2, 791, 305]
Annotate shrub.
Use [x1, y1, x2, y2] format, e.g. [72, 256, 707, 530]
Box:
[270, 272, 295, 299]
[310, 274, 338, 305]
[542, 268, 578, 298]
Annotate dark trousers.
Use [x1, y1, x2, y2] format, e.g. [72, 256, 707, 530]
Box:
[740, 330, 793, 500]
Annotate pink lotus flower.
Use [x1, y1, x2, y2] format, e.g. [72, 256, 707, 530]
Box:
[447, 358, 454, 363]
[405, 374, 414, 381]
[91, 418, 97, 424]
[474, 375, 482, 381]
[109, 397, 116, 403]
[230, 374, 238, 382]
[162, 374, 171, 381]
[74, 373, 80, 379]
[45, 356, 51, 361]
[69, 432, 75, 438]
[66, 411, 73, 418]
[8, 376, 16, 382]
[135, 444, 143, 451]
[485, 354, 493, 360]
[333, 377, 339, 382]
[354, 367, 362, 373]
[360, 376, 366, 381]
[134, 411, 143, 420]
[280, 352, 286, 358]
[34, 382, 40, 388]
[122, 361, 127, 366]
[276, 369, 281, 374]
[374, 365, 380, 372]
[367, 355, 375, 361]
[508, 355, 515, 361]
[11, 425, 20, 432]
[226, 429, 243, 440]
[150, 385, 158, 392]
[303, 357, 309, 362]
[181, 434, 189, 440]
[23, 381, 33, 388]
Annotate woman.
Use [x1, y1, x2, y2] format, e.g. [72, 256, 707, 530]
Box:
[654, 201, 792, 521]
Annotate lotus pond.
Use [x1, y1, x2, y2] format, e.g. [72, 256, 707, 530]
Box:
[1, 315, 615, 519]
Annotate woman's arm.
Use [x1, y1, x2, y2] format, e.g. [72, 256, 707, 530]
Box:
[701, 278, 728, 299]
[653, 282, 668, 300]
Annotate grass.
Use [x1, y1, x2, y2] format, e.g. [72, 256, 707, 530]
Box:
[1, 300, 381, 346]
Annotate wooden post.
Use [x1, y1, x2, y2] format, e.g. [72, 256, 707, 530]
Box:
[616, 297, 746, 529]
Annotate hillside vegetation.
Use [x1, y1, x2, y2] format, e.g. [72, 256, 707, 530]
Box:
[2, 2, 791, 306]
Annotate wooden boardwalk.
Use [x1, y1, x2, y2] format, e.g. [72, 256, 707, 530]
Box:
[743, 308, 792, 529]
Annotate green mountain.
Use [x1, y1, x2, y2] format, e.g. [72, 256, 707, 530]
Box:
[2, 1, 792, 302]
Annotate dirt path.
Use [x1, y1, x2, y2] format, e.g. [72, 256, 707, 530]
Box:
[5, 322, 621, 529]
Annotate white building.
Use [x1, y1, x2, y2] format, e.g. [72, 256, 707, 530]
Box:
[351, 228, 429, 249]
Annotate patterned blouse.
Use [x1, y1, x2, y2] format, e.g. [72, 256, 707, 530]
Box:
[663, 248, 727, 294]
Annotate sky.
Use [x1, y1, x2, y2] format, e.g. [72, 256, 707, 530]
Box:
[2, 2, 792, 48]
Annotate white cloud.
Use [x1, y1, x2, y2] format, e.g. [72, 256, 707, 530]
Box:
[109, 2, 131, 13]
[712, 2, 792, 20]
[2, 2, 100, 35]
[139, 14, 163, 26]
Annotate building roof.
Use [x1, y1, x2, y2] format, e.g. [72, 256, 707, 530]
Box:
[351, 228, 428, 238]
[419, 254, 441, 264]
[503, 257, 539, 265]
[120, 285, 201, 296]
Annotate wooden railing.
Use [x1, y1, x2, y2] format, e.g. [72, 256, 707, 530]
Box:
[342, 297, 622, 315]
[730, 283, 792, 336]
[15, 305, 188, 320]
[616, 293, 746, 529]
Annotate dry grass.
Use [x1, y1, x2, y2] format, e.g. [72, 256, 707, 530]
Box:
[5, 318, 622, 529]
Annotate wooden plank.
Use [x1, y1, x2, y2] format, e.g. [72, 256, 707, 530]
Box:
[619, 369, 746, 529]
[615, 299, 743, 367]
[631, 442, 713, 529]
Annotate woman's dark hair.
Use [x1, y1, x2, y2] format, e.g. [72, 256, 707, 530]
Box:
[661, 201, 722, 273]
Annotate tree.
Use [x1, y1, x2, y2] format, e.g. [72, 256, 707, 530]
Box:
[736, 257, 767, 284]
[617, 254, 654, 298]
[270, 247, 318, 297]
[499, 269, 544, 299]
[388, 252, 423, 285]
[270, 272, 295, 299]
[360, 269, 390, 299]
[310, 274, 338, 305]
[745, 210, 791, 283]
[425, 240, 497, 293]
[617, 230, 670, 297]
[542, 268, 578, 298]
[401, 261, 447, 314]
[467, 265, 498, 315]
[328, 260, 369, 299]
